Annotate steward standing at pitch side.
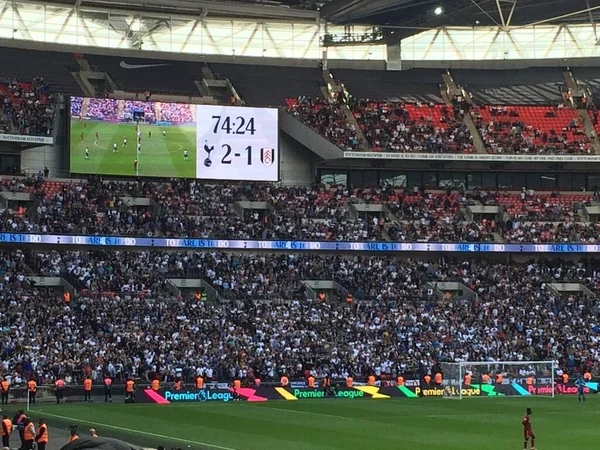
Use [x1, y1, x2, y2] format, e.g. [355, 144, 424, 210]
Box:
[0, 377, 9, 405]
[36, 418, 49, 450]
[104, 376, 113, 402]
[0, 414, 12, 448]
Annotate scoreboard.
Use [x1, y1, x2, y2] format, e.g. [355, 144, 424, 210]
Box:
[196, 105, 279, 181]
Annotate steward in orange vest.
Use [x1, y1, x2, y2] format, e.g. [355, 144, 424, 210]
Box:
[195, 375, 204, 389]
[84, 377, 92, 402]
[28, 379, 37, 405]
[307, 376, 315, 388]
[36, 419, 48, 450]
[1, 414, 12, 448]
[1, 378, 9, 405]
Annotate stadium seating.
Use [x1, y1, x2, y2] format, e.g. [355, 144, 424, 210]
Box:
[1, 249, 598, 381]
[473, 105, 591, 154]
[3, 176, 600, 243]
[350, 100, 473, 153]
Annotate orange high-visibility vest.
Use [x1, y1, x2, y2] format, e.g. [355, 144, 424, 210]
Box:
[496, 374, 503, 384]
[584, 372, 592, 381]
[346, 377, 353, 388]
[254, 378, 261, 387]
[280, 376, 289, 387]
[28, 380, 37, 392]
[37, 424, 48, 443]
[84, 379, 92, 391]
[55, 379, 65, 389]
[195, 377, 204, 389]
[68, 435, 79, 443]
[424, 375, 431, 384]
[435, 373, 442, 384]
[307, 377, 315, 388]
[1, 380, 8, 392]
[526, 377, 534, 385]
[318, 292, 326, 301]
[151, 379, 160, 391]
[24, 423, 35, 441]
[464, 374, 472, 385]
[0, 419, 12, 436]
[482, 374, 490, 383]
[63, 292, 71, 303]
[396, 376, 404, 386]
[367, 375, 375, 386]
[562, 373, 569, 383]
[233, 380, 241, 389]
[126, 380, 134, 392]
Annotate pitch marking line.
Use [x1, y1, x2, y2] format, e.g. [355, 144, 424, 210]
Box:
[30, 409, 239, 450]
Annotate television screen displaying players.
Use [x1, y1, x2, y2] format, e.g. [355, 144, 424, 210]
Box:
[69, 97, 279, 181]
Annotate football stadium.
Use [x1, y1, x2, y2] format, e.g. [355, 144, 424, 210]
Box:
[2, 0, 600, 449]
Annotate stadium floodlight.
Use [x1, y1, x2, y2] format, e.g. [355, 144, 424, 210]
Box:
[434, 6, 444, 15]
[440, 361, 556, 399]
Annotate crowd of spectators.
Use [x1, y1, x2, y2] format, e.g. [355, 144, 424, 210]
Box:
[85, 98, 119, 121]
[504, 222, 600, 243]
[286, 96, 359, 150]
[160, 102, 193, 123]
[3, 176, 600, 243]
[473, 105, 592, 154]
[350, 99, 474, 153]
[0, 77, 54, 136]
[1, 249, 599, 382]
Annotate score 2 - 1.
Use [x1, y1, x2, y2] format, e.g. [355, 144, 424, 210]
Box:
[212, 115, 256, 135]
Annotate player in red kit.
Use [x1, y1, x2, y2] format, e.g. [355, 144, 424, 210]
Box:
[522, 408, 535, 450]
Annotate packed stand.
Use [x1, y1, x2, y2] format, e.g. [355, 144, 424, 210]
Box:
[473, 105, 592, 154]
[1, 254, 600, 382]
[85, 98, 119, 121]
[286, 96, 359, 150]
[350, 99, 474, 153]
[499, 191, 589, 222]
[0, 77, 54, 136]
[2, 176, 600, 243]
[160, 103, 193, 123]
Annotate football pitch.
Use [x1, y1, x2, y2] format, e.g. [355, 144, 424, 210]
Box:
[28, 396, 600, 450]
[70, 120, 197, 178]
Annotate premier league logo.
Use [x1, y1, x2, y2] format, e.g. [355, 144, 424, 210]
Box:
[260, 148, 274, 167]
[204, 142, 214, 167]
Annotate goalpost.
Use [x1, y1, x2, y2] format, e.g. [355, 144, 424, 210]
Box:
[440, 361, 556, 399]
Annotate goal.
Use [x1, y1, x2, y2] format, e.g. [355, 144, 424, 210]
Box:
[440, 361, 556, 399]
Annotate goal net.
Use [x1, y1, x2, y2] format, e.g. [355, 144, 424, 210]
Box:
[440, 361, 555, 399]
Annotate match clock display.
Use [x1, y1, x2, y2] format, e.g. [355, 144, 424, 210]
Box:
[196, 105, 279, 181]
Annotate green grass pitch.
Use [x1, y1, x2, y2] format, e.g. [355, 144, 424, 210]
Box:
[70, 120, 197, 178]
[28, 396, 600, 450]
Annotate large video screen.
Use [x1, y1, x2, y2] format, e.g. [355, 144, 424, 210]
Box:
[69, 97, 279, 181]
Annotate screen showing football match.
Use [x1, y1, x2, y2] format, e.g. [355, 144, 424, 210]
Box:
[69, 97, 279, 181]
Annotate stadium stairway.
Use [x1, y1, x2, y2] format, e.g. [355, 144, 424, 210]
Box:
[564, 70, 600, 152]
[323, 69, 370, 151]
[442, 72, 486, 153]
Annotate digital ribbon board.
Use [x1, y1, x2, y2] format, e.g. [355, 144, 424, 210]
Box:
[0, 232, 597, 253]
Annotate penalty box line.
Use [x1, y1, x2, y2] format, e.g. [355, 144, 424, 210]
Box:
[29, 409, 239, 450]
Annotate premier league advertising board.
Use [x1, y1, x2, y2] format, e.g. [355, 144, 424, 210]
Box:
[135, 382, 600, 404]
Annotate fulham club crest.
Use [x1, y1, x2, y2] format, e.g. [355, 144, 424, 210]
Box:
[260, 148, 275, 166]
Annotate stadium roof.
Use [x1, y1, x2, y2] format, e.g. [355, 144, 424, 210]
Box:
[321, 0, 600, 36]
[44, 0, 321, 20]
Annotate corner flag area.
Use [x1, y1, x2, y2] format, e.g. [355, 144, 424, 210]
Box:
[25, 396, 600, 450]
[70, 120, 196, 178]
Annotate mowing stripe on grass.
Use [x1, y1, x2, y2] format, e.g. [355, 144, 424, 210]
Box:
[31, 409, 239, 450]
